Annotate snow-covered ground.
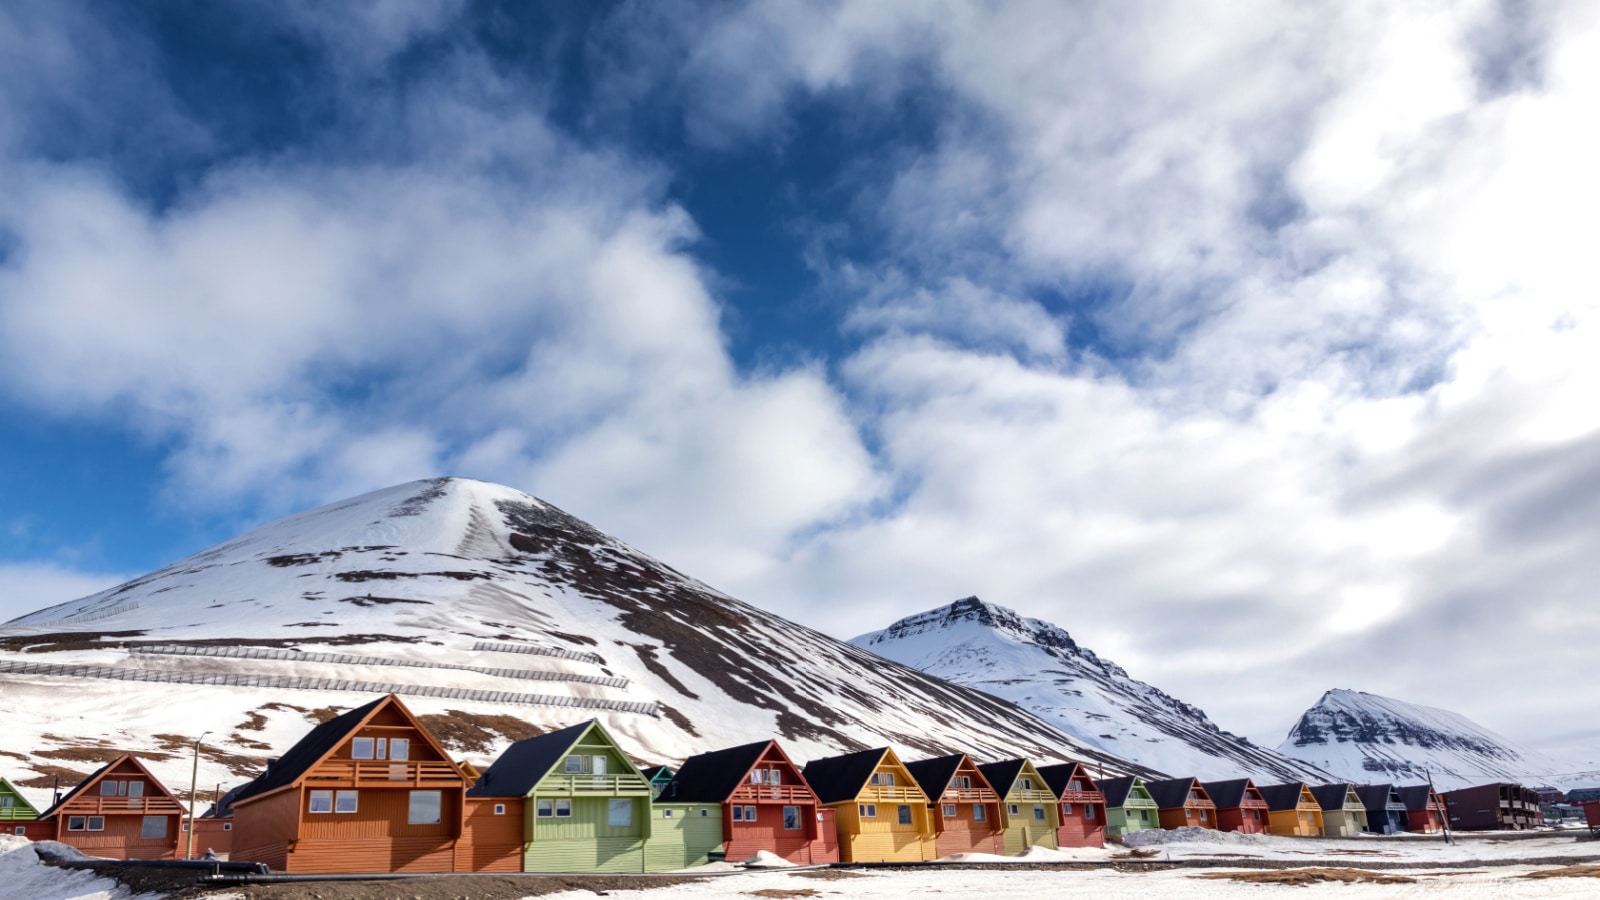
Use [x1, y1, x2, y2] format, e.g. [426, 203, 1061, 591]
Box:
[1122, 827, 1600, 863]
[0, 836, 151, 900]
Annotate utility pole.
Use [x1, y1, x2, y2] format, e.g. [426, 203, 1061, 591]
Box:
[185, 732, 212, 860]
[1425, 767, 1452, 845]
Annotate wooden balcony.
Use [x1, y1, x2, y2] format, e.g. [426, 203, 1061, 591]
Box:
[61, 796, 185, 816]
[861, 785, 925, 803]
[1058, 790, 1104, 804]
[305, 760, 465, 788]
[0, 808, 39, 821]
[539, 774, 653, 796]
[1009, 789, 1055, 803]
[940, 788, 999, 803]
[729, 784, 815, 803]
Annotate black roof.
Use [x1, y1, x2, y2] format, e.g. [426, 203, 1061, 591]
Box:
[232, 696, 387, 805]
[1201, 779, 1254, 808]
[976, 759, 1027, 797]
[467, 720, 594, 798]
[639, 765, 674, 782]
[1099, 776, 1140, 807]
[1256, 782, 1311, 812]
[904, 755, 968, 798]
[1354, 784, 1405, 814]
[1144, 777, 1201, 809]
[1037, 762, 1091, 798]
[1397, 784, 1440, 811]
[41, 756, 121, 820]
[657, 741, 772, 804]
[1310, 783, 1357, 811]
[802, 748, 887, 805]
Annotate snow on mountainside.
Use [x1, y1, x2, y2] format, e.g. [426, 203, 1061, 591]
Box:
[1276, 689, 1577, 791]
[0, 478, 1149, 812]
[850, 597, 1331, 782]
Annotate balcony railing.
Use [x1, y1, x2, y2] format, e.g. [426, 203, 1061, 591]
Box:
[305, 760, 465, 787]
[540, 774, 653, 795]
[62, 796, 185, 816]
[861, 785, 924, 802]
[729, 784, 815, 803]
[0, 808, 39, 821]
[941, 788, 1000, 803]
[1009, 789, 1055, 803]
[1058, 790, 1104, 804]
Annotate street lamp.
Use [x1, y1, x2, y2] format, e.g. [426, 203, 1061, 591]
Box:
[186, 731, 212, 860]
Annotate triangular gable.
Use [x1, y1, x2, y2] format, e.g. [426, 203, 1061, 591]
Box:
[1256, 782, 1316, 812]
[662, 741, 773, 803]
[468, 718, 648, 798]
[1038, 762, 1100, 799]
[873, 747, 929, 804]
[1145, 777, 1207, 810]
[803, 747, 888, 805]
[977, 758, 1052, 800]
[232, 694, 462, 805]
[0, 777, 41, 818]
[1200, 778, 1259, 809]
[1099, 775, 1151, 807]
[41, 755, 182, 820]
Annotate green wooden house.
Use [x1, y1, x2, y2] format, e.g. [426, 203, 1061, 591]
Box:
[1099, 776, 1160, 837]
[642, 795, 722, 872]
[639, 765, 676, 799]
[1, 776, 41, 836]
[467, 719, 656, 873]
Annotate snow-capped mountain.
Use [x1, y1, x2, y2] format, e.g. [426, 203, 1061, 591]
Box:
[1276, 689, 1576, 791]
[0, 478, 1149, 811]
[850, 597, 1331, 782]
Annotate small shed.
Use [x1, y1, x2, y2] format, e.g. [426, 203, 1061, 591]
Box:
[803, 747, 936, 863]
[1145, 777, 1218, 831]
[1310, 784, 1370, 836]
[1099, 776, 1160, 837]
[1037, 762, 1106, 848]
[1355, 784, 1408, 835]
[977, 759, 1060, 855]
[904, 753, 1005, 858]
[1257, 782, 1324, 836]
[1201, 778, 1269, 834]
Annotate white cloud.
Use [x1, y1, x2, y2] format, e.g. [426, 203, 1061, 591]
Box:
[0, 563, 128, 625]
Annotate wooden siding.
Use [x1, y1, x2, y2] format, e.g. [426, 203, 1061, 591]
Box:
[456, 797, 524, 872]
[931, 801, 1005, 857]
[1266, 807, 1323, 836]
[44, 756, 185, 860]
[828, 795, 935, 863]
[726, 808, 839, 865]
[287, 837, 457, 874]
[526, 836, 646, 873]
[1215, 805, 1269, 834]
[644, 804, 722, 871]
[230, 789, 302, 871]
[53, 812, 181, 860]
[1157, 803, 1218, 830]
[1055, 798, 1106, 848]
[189, 818, 235, 858]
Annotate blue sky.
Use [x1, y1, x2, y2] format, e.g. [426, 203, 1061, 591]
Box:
[2, 0, 1598, 753]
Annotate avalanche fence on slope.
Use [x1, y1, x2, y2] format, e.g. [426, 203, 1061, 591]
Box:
[128, 644, 629, 687]
[471, 640, 605, 665]
[0, 659, 659, 715]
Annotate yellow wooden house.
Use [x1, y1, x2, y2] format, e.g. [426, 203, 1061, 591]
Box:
[801, 747, 936, 862]
[1258, 782, 1325, 836]
[977, 759, 1060, 855]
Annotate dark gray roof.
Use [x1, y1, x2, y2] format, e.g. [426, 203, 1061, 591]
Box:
[467, 720, 595, 798]
[1037, 762, 1096, 798]
[1201, 778, 1256, 809]
[1354, 784, 1406, 814]
[976, 759, 1027, 797]
[657, 741, 771, 804]
[802, 748, 887, 805]
[41, 756, 121, 820]
[1256, 782, 1311, 812]
[232, 695, 388, 804]
[1397, 784, 1440, 811]
[904, 755, 967, 798]
[1310, 783, 1358, 811]
[1099, 776, 1141, 808]
[1145, 777, 1204, 810]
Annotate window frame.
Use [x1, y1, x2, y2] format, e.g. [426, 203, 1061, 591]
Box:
[943, 803, 957, 817]
[555, 799, 572, 817]
[536, 799, 554, 818]
[407, 790, 442, 826]
[335, 790, 359, 814]
[897, 805, 912, 826]
[140, 815, 167, 840]
[1033, 804, 1046, 821]
[309, 790, 334, 814]
[973, 804, 986, 822]
[87, 816, 105, 831]
[352, 737, 376, 760]
[67, 816, 86, 832]
[858, 803, 877, 818]
[607, 798, 633, 828]
[783, 806, 801, 831]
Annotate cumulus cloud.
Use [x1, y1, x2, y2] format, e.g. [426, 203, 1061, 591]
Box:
[0, 563, 129, 625]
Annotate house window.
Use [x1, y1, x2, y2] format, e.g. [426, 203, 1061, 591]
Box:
[555, 799, 571, 817]
[87, 817, 105, 831]
[0, 797, 10, 808]
[744, 805, 757, 821]
[1009, 804, 1020, 816]
[223, 823, 232, 831]
[943, 804, 957, 817]
[955, 776, 971, 789]
[700, 809, 709, 817]
[1086, 806, 1096, 820]
[663, 809, 673, 818]
[608, 799, 633, 828]
[732, 806, 744, 822]
[536, 800, 553, 818]
[335, 791, 359, 814]
[859, 804, 877, 818]
[898, 805, 912, 825]
[1033, 805, 1046, 821]
[1189, 790, 1199, 801]
[1069, 780, 1082, 792]
[494, 804, 506, 816]
[12, 827, 22, 835]
[973, 805, 986, 822]
[1020, 778, 1032, 791]
[769, 769, 781, 785]
[1063, 803, 1073, 815]
[140, 816, 167, 839]
[310, 791, 333, 814]
[100, 781, 118, 796]
[751, 769, 765, 784]
[68, 817, 86, 831]
[390, 738, 409, 761]
[565, 754, 608, 775]
[409, 791, 442, 825]
[128, 782, 143, 797]
[1186, 809, 1193, 819]
[1200, 810, 1208, 821]
[1139, 809, 1149, 822]
[783, 806, 801, 830]
[353, 737, 375, 760]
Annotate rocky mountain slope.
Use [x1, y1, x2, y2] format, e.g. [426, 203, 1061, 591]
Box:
[850, 597, 1331, 782]
[0, 478, 1149, 811]
[1276, 689, 1576, 791]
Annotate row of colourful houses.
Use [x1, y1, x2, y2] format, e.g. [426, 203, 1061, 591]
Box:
[0, 694, 1540, 873]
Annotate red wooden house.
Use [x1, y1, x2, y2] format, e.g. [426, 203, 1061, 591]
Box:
[659, 740, 839, 864]
[1037, 762, 1106, 848]
[1145, 777, 1218, 830]
[904, 754, 1005, 857]
[229, 694, 472, 873]
[35, 755, 185, 860]
[1398, 784, 1447, 833]
[1200, 779, 1269, 834]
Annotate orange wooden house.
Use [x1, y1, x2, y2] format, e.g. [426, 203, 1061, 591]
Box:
[1145, 777, 1218, 830]
[802, 747, 937, 862]
[34, 755, 185, 859]
[904, 754, 1004, 857]
[229, 694, 474, 873]
[1037, 762, 1106, 848]
[659, 740, 839, 864]
[1201, 778, 1269, 834]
